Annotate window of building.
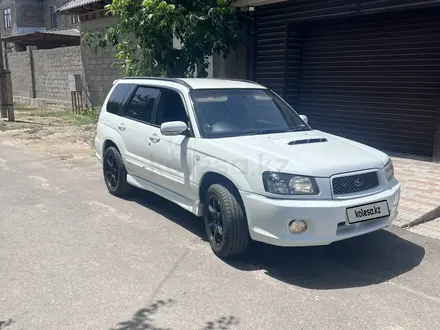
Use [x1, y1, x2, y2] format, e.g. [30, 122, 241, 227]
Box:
[3, 8, 11, 29]
[71, 15, 79, 24]
[125, 86, 160, 123]
[50, 6, 57, 28]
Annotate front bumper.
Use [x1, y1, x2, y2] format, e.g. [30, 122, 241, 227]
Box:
[240, 179, 400, 247]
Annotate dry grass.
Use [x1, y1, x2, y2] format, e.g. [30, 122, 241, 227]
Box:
[0, 105, 97, 160]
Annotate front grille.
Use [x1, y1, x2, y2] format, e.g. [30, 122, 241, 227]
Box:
[332, 171, 379, 195]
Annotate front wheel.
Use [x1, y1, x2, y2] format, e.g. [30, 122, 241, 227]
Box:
[204, 184, 250, 258]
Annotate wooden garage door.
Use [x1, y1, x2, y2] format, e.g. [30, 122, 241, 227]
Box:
[298, 9, 440, 156]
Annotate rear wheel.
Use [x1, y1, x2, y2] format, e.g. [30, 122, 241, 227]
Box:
[204, 184, 249, 258]
[103, 146, 132, 197]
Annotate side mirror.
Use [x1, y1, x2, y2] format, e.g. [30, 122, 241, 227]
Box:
[160, 121, 188, 136]
[300, 115, 308, 125]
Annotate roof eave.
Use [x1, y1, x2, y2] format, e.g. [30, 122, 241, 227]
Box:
[1, 31, 80, 43]
[57, 0, 108, 15]
[1, 32, 79, 43]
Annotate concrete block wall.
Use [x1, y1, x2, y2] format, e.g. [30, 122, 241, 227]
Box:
[81, 16, 122, 107]
[7, 51, 32, 98]
[33, 46, 83, 101]
[7, 46, 83, 104]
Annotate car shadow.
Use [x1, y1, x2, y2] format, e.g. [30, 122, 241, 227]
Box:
[121, 188, 207, 242]
[225, 229, 425, 290]
[124, 188, 425, 290]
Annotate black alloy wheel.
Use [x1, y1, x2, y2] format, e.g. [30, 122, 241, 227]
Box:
[104, 153, 119, 189]
[204, 184, 250, 258]
[102, 146, 132, 197]
[207, 195, 224, 247]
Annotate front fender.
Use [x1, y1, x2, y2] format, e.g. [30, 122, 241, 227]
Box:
[194, 154, 254, 192]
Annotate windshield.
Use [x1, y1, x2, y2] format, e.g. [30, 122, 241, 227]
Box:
[190, 88, 310, 138]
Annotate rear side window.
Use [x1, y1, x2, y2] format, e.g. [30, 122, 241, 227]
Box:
[106, 83, 133, 115]
[125, 86, 160, 123]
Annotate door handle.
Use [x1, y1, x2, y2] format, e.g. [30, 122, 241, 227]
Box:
[117, 123, 126, 131]
[149, 133, 160, 143]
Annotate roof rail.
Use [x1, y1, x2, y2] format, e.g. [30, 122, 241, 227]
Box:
[121, 76, 192, 89]
[214, 78, 262, 86]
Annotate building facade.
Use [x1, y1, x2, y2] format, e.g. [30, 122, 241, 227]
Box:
[234, 0, 440, 161]
[0, 0, 79, 40]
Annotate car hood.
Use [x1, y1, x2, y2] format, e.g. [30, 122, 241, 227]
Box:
[208, 130, 389, 177]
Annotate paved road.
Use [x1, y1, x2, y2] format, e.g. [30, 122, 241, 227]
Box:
[1, 142, 440, 330]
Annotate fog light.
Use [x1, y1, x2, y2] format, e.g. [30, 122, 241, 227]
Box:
[288, 220, 308, 234]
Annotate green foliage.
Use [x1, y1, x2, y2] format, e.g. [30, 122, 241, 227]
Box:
[80, 106, 100, 123]
[82, 0, 242, 77]
[38, 109, 98, 125]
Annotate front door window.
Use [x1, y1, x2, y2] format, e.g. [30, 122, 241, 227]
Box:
[155, 89, 189, 126]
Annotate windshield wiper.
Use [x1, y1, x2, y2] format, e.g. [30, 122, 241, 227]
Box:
[243, 128, 291, 136]
[291, 124, 311, 132]
[243, 124, 311, 136]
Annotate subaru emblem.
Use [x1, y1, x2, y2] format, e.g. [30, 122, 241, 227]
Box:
[354, 179, 363, 187]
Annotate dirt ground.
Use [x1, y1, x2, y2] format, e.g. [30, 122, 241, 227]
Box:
[0, 105, 97, 160]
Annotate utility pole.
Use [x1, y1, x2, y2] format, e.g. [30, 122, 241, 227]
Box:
[0, 41, 14, 121]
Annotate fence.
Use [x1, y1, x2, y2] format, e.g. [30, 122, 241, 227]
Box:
[6, 46, 85, 108]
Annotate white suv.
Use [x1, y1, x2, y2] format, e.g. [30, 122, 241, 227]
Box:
[95, 77, 400, 258]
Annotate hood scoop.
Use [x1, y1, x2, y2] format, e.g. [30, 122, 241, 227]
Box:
[288, 137, 328, 145]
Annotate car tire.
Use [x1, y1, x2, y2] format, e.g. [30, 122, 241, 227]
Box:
[103, 146, 132, 197]
[204, 183, 250, 258]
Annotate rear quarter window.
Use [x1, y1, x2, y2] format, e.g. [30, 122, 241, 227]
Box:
[106, 83, 133, 115]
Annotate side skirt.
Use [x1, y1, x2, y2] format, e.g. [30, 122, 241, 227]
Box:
[126, 174, 204, 217]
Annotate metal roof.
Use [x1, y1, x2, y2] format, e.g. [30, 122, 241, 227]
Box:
[42, 29, 80, 37]
[57, 0, 107, 13]
[2, 29, 80, 43]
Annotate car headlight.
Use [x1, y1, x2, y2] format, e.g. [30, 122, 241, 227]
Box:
[384, 159, 394, 181]
[262, 172, 319, 195]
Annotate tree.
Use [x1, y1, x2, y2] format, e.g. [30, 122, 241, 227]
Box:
[83, 0, 243, 78]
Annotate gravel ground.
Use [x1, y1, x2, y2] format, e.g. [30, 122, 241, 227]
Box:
[0, 105, 96, 160]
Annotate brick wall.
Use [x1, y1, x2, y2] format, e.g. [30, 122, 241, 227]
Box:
[7, 46, 83, 103]
[80, 16, 122, 107]
[33, 46, 83, 101]
[7, 51, 32, 98]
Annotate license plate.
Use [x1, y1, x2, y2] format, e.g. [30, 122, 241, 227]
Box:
[346, 200, 390, 224]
